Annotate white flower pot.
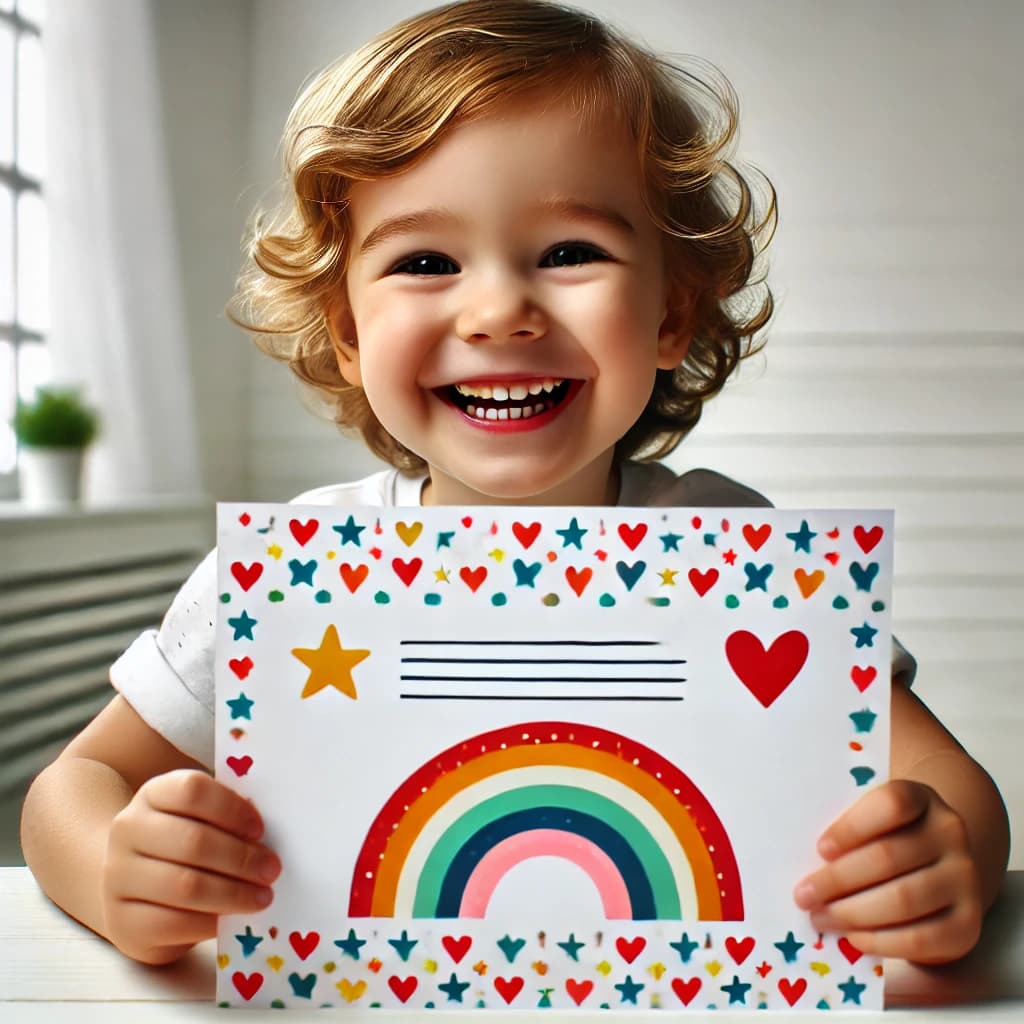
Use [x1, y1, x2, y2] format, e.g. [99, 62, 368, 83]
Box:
[18, 447, 86, 506]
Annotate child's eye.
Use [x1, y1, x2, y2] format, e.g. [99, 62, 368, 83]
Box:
[541, 243, 608, 268]
[391, 253, 459, 275]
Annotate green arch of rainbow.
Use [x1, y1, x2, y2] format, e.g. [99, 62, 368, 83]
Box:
[349, 721, 743, 921]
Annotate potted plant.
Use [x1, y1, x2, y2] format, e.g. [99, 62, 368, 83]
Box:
[13, 387, 100, 505]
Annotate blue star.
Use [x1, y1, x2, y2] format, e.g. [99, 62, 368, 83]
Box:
[556, 933, 584, 960]
[227, 610, 257, 641]
[388, 930, 418, 962]
[436, 530, 455, 549]
[614, 975, 644, 1004]
[438, 973, 470, 1002]
[333, 928, 366, 960]
[288, 558, 317, 586]
[555, 517, 588, 549]
[720, 975, 751, 1005]
[235, 925, 263, 956]
[743, 561, 773, 592]
[659, 531, 683, 552]
[332, 515, 365, 546]
[774, 931, 804, 963]
[786, 519, 817, 553]
[851, 621, 878, 648]
[669, 932, 699, 963]
[226, 692, 254, 720]
[838, 975, 866, 1005]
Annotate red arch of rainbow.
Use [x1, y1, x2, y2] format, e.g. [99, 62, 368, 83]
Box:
[349, 722, 743, 920]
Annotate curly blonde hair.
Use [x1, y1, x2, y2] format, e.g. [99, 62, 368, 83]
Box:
[231, 0, 776, 471]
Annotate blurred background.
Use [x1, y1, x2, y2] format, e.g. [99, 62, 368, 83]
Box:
[0, 0, 1020, 867]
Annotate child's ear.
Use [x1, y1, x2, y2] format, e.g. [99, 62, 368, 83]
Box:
[326, 301, 362, 387]
[655, 287, 694, 370]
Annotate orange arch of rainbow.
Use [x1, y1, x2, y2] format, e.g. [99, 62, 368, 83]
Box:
[349, 721, 743, 921]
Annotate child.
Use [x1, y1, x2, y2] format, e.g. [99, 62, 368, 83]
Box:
[22, 0, 1008, 969]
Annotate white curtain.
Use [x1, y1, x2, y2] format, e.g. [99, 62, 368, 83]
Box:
[44, 0, 201, 501]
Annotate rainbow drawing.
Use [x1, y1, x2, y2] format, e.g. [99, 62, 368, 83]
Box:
[349, 722, 743, 921]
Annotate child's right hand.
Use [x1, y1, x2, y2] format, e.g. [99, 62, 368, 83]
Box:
[102, 769, 280, 965]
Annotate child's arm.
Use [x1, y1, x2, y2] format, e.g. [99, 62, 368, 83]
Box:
[794, 682, 1010, 964]
[20, 695, 280, 965]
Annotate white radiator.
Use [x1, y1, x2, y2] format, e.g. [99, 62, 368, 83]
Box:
[0, 501, 213, 796]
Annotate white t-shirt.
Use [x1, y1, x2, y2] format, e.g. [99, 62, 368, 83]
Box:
[111, 463, 915, 768]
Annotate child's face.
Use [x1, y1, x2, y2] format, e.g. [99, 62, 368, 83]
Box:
[334, 94, 690, 506]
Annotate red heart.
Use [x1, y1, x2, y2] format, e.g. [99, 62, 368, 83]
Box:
[369, 546, 382, 560]
[442, 934, 472, 963]
[778, 977, 807, 1006]
[289, 518, 319, 546]
[688, 567, 719, 596]
[231, 561, 263, 592]
[594, 549, 607, 561]
[494, 976, 524, 1004]
[725, 631, 809, 708]
[824, 551, 840, 565]
[565, 979, 594, 1006]
[827, 527, 840, 539]
[854, 525, 883, 553]
[226, 755, 252, 777]
[229, 657, 253, 680]
[340, 563, 369, 593]
[671, 977, 701, 1005]
[618, 523, 647, 551]
[459, 566, 487, 593]
[461, 516, 473, 527]
[565, 566, 593, 597]
[388, 975, 418, 1002]
[615, 935, 646, 963]
[238, 513, 251, 526]
[232, 971, 263, 1000]
[725, 935, 756, 964]
[838, 937, 863, 963]
[851, 665, 877, 692]
[512, 522, 542, 549]
[742, 523, 771, 551]
[289, 931, 320, 960]
[392, 557, 423, 587]
[691, 516, 702, 529]
[269, 927, 278, 939]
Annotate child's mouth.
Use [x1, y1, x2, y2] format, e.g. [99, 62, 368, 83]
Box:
[440, 377, 579, 426]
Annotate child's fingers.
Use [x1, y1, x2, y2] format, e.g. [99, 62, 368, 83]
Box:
[816, 780, 933, 859]
[106, 900, 220, 964]
[833, 901, 983, 964]
[143, 769, 264, 840]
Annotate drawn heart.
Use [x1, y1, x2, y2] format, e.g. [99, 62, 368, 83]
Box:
[388, 975, 418, 1002]
[725, 631, 809, 709]
[231, 561, 263, 592]
[229, 657, 253, 680]
[461, 516, 473, 527]
[289, 518, 318, 546]
[392, 557, 423, 587]
[615, 560, 647, 591]
[724, 935, 756, 964]
[442, 934, 472, 963]
[339, 563, 369, 593]
[837, 937, 864, 964]
[367, 958, 383, 974]
[289, 931, 320, 960]
[794, 568, 825, 598]
[369, 546, 382, 560]
[512, 521, 542, 549]
[594, 549, 607, 561]
[615, 936, 646, 963]
[288, 972, 315, 998]
[849, 561, 879, 592]
[617, 522, 647, 550]
[565, 566, 593, 597]
[688, 567, 719, 596]
[824, 551, 840, 566]
[827, 527, 840, 539]
[494, 976, 525, 1003]
[226, 755, 252, 777]
[851, 665, 877, 692]
[266, 955, 283, 971]
[338, 978, 367, 1003]
[742, 523, 771, 551]
[238, 513, 251, 526]
[778, 977, 808, 1006]
[459, 566, 488, 593]
[565, 978, 594, 1006]
[396, 521, 423, 546]
[232, 971, 264, 1001]
[854, 524, 883, 553]
[670, 977, 701, 1005]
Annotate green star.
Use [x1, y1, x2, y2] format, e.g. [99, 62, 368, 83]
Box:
[235, 925, 262, 956]
[851, 621, 878, 648]
[226, 692, 254, 720]
[556, 933, 584, 960]
[497, 934, 526, 962]
[333, 928, 366, 960]
[659, 531, 683, 552]
[288, 558, 317, 586]
[721, 975, 751, 1005]
[436, 530, 455, 549]
[555, 517, 588, 549]
[227, 610, 257, 641]
[438, 973, 470, 1002]
[332, 515, 365, 546]
[786, 519, 817, 553]
[774, 931, 804, 963]
[387, 930, 417, 962]
[838, 976, 867, 1004]
[614, 974, 644, 1004]
[669, 932, 699, 963]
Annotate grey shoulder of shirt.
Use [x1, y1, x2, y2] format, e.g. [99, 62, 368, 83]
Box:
[647, 467, 774, 510]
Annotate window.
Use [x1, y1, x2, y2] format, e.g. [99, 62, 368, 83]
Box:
[0, 0, 48, 496]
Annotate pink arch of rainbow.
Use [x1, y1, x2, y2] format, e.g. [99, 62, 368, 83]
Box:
[349, 721, 743, 920]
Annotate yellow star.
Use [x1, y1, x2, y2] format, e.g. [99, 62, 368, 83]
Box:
[434, 566, 451, 583]
[292, 624, 369, 700]
[267, 543, 283, 560]
[658, 567, 679, 586]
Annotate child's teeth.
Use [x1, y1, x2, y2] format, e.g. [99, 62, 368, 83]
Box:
[496, 408, 509, 420]
[510, 407, 522, 419]
[541, 381, 554, 393]
[492, 385, 509, 401]
[485, 408, 498, 420]
[509, 384, 528, 400]
[528, 382, 543, 395]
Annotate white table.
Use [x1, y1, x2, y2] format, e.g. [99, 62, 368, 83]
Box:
[1, 867, 1022, 1021]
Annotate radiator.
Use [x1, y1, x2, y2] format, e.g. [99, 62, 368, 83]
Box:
[0, 502, 213, 797]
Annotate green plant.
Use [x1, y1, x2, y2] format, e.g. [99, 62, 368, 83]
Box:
[13, 387, 100, 448]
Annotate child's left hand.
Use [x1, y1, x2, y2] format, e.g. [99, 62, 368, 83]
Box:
[793, 779, 984, 965]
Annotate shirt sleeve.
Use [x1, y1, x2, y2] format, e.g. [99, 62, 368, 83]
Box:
[109, 548, 218, 769]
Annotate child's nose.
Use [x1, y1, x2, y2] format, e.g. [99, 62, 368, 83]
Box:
[454, 276, 548, 345]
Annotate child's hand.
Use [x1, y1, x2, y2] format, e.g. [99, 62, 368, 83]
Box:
[102, 769, 280, 965]
[793, 779, 984, 965]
